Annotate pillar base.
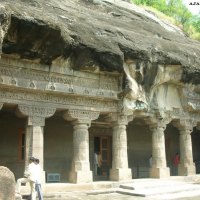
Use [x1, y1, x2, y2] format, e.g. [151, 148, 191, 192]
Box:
[150, 167, 170, 178]
[69, 170, 93, 183]
[110, 168, 132, 181]
[178, 164, 196, 176]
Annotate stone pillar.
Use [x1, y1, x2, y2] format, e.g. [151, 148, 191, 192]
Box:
[70, 119, 92, 183]
[178, 123, 195, 176]
[108, 115, 132, 181]
[150, 122, 170, 178]
[63, 109, 99, 183]
[25, 116, 45, 169]
[17, 105, 56, 182]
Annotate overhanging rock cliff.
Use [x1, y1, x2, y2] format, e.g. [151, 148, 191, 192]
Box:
[0, 0, 200, 83]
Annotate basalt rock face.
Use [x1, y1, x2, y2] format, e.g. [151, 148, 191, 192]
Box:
[0, 0, 200, 84]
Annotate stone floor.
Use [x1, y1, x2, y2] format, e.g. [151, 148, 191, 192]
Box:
[21, 175, 200, 200]
[37, 193, 200, 200]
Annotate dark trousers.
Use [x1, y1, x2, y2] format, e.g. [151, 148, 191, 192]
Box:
[35, 183, 43, 200]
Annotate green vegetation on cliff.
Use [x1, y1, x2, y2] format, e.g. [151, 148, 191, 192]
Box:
[131, 0, 200, 41]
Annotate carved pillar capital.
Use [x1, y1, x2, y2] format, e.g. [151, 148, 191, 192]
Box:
[149, 116, 171, 132]
[17, 105, 56, 126]
[106, 113, 133, 126]
[173, 119, 196, 133]
[63, 109, 100, 126]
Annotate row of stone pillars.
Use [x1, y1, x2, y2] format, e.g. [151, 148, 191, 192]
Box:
[14, 105, 132, 183]
[4, 103, 196, 183]
[150, 119, 196, 178]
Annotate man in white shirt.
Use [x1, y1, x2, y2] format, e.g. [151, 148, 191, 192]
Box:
[34, 158, 43, 200]
[16, 157, 37, 200]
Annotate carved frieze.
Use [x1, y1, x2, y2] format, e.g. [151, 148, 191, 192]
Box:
[0, 88, 118, 112]
[0, 59, 119, 99]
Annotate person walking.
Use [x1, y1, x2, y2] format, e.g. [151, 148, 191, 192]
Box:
[34, 158, 43, 200]
[16, 157, 37, 200]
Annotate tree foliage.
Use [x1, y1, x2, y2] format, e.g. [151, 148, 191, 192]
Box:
[131, 0, 200, 41]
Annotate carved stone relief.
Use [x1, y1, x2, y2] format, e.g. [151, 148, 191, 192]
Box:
[0, 58, 119, 99]
[0, 88, 118, 112]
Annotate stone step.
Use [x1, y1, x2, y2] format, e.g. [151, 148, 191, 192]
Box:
[118, 179, 200, 199]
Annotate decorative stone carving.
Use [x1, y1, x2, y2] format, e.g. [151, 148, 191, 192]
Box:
[29, 81, 35, 88]
[147, 113, 172, 129]
[0, 59, 119, 99]
[106, 113, 133, 125]
[17, 105, 56, 126]
[172, 119, 197, 131]
[63, 109, 99, 123]
[0, 88, 117, 112]
[11, 78, 17, 85]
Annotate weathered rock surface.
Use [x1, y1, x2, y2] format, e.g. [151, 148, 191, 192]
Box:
[0, 166, 15, 200]
[0, 0, 200, 83]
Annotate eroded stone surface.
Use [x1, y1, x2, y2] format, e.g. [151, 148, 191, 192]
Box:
[0, 0, 199, 80]
[0, 166, 15, 200]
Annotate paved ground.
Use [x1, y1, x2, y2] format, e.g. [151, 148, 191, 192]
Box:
[43, 192, 200, 200]
[21, 176, 200, 200]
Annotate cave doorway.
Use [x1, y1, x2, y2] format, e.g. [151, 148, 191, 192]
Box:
[192, 127, 200, 174]
[94, 136, 112, 180]
[127, 118, 151, 178]
[165, 122, 180, 176]
[0, 104, 26, 180]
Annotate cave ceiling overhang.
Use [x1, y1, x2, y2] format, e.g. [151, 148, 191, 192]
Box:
[0, 0, 200, 85]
